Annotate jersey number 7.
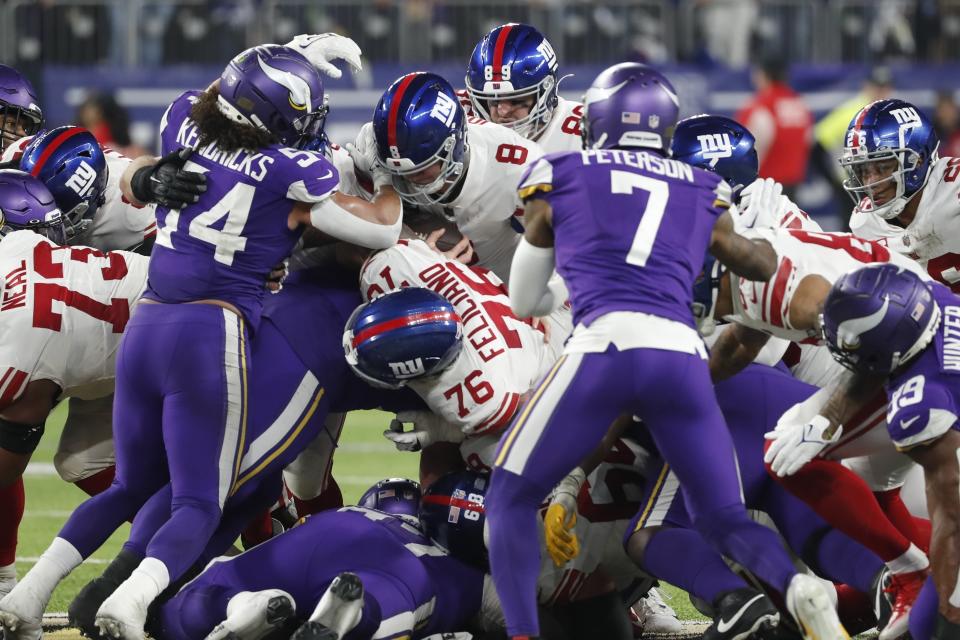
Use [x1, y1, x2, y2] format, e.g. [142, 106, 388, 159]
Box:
[610, 170, 669, 267]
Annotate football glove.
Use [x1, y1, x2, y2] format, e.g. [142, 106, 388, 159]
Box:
[764, 414, 842, 477]
[544, 467, 585, 567]
[346, 122, 392, 190]
[130, 147, 207, 210]
[285, 33, 362, 79]
[384, 410, 465, 452]
[738, 177, 797, 230]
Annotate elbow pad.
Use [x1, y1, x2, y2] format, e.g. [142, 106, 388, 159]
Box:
[509, 238, 557, 318]
[309, 196, 402, 249]
[0, 417, 45, 454]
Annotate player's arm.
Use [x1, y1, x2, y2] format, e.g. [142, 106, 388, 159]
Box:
[906, 430, 960, 627]
[708, 323, 771, 382]
[709, 210, 778, 282]
[288, 185, 402, 250]
[0, 379, 60, 485]
[509, 198, 566, 318]
[121, 148, 208, 209]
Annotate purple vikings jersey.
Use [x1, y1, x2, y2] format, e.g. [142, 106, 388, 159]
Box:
[885, 282, 960, 450]
[145, 91, 340, 328]
[517, 150, 731, 327]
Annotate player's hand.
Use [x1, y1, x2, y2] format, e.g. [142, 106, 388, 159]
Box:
[384, 410, 465, 452]
[738, 177, 789, 230]
[285, 33, 362, 78]
[265, 259, 289, 293]
[763, 415, 841, 476]
[544, 468, 585, 566]
[346, 123, 392, 191]
[131, 147, 207, 209]
[426, 229, 475, 264]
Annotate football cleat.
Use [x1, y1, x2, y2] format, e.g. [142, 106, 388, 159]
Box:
[204, 590, 296, 640]
[786, 574, 850, 640]
[69, 549, 140, 638]
[95, 587, 150, 640]
[879, 569, 927, 640]
[631, 587, 682, 635]
[0, 579, 45, 640]
[290, 572, 364, 640]
[703, 587, 779, 640]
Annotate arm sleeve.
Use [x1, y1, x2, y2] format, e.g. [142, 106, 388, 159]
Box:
[509, 238, 559, 318]
[309, 196, 401, 249]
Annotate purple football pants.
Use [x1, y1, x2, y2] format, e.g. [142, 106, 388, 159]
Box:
[487, 346, 799, 637]
[58, 303, 250, 582]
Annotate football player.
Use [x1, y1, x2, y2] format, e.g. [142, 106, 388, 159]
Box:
[0, 66, 42, 154]
[462, 23, 583, 154]
[351, 72, 543, 282]
[488, 62, 847, 640]
[816, 264, 960, 639]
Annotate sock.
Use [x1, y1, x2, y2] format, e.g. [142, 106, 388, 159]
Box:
[874, 488, 928, 553]
[291, 476, 343, 517]
[74, 466, 116, 497]
[912, 517, 931, 553]
[767, 453, 915, 563]
[835, 584, 876, 635]
[641, 528, 745, 603]
[887, 543, 929, 574]
[810, 528, 886, 593]
[13, 537, 83, 618]
[0, 479, 25, 566]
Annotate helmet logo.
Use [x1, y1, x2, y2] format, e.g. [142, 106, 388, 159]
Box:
[584, 79, 629, 106]
[258, 55, 312, 112]
[65, 161, 97, 197]
[890, 106, 921, 128]
[649, 114, 660, 129]
[697, 133, 734, 167]
[837, 294, 890, 350]
[536, 39, 558, 71]
[388, 358, 426, 379]
[430, 91, 458, 127]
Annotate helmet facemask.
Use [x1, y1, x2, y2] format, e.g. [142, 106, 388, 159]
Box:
[840, 144, 935, 220]
[465, 74, 558, 140]
[384, 133, 468, 207]
[0, 104, 42, 151]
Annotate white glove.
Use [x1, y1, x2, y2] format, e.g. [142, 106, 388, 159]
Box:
[738, 177, 795, 230]
[421, 634, 473, 640]
[764, 414, 842, 477]
[346, 122, 392, 190]
[384, 410, 465, 452]
[285, 33, 362, 79]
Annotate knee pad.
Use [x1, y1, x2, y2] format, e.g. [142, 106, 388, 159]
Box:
[0, 417, 44, 455]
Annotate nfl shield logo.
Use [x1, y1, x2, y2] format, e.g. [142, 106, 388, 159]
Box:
[648, 114, 660, 128]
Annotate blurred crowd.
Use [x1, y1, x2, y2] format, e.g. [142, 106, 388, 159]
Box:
[2, 0, 960, 68]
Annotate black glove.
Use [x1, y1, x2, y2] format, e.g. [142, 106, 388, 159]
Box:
[130, 147, 206, 209]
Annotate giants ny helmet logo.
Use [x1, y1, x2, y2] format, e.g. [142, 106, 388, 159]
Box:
[430, 92, 458, 128]
[697, 133, 734, 167]
[388, 358, 426, 379]
[65, 162, 97, 197]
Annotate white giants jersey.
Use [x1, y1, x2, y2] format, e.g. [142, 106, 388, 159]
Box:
[0, 231, 148, 404]
[534, 97, 584, 155]
[360, 239, 563, 436]
[850, 156, 960, 291]
[730, 228, 928, 343]
[418, 120, 543, 282]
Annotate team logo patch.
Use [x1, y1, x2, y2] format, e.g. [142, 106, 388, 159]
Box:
[65, 161, 97, 197]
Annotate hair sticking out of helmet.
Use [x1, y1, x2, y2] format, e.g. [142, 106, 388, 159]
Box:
[358, 478, 422, 519]
[671, 114, 759, 193]
[19, 126, 108, 239]
[0, 65, 43, 153]
[343, 287, 464, 389]
[0, 169, 68, 245]
[464, 23, 561, 141]
[821, 263, 940, 375]
[581, 62, 679, 154]
[372, 72, 468, 207]
[839, 99, 939, 220]
[418, 470, 489, 569]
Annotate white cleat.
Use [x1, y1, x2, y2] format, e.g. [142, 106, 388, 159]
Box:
[786, 574, 851, 640]
[291, 572, 364, 640]
[632, 587, 683, 634]
[0, 582, 45, 640]
[204, 589, 296, 640]
[95, 589, 149, 640]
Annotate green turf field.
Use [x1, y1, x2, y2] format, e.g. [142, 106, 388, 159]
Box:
[22, 403, 880, 638]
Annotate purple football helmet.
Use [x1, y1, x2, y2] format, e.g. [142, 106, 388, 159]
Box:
[581, 63, 679, 154]
[0, 66, 43, 153]
[821, 263, 939, 375]
[217, 45, 328, 147]
[840, 99, 939, 220]
[0, 169, 67, 245]
[358, 478, 422, 518]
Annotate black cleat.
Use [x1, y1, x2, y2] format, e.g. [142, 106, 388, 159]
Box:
[703, 588, 780, 640]
[69, 550, 141, 639]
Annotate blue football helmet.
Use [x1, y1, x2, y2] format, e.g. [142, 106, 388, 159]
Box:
[464, 23, 560, 140]
[20, 126, 108, 239]
[358, 478, 422, 518]
[840, 99, 939, 220]
[372, 72, 467, 206]
[343, 287, 463, 389]
[821, 264, 939, 375]
[582, 63, 679, 154]
[671, 115, 759, 192]
[218, 45, 328, 147]
[419, 470, 489, 569]
[0, 65, 43, 152]
[0, 169, 67, 244]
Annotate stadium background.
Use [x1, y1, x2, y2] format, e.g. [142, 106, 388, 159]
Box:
[3, 0, 955, 636]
